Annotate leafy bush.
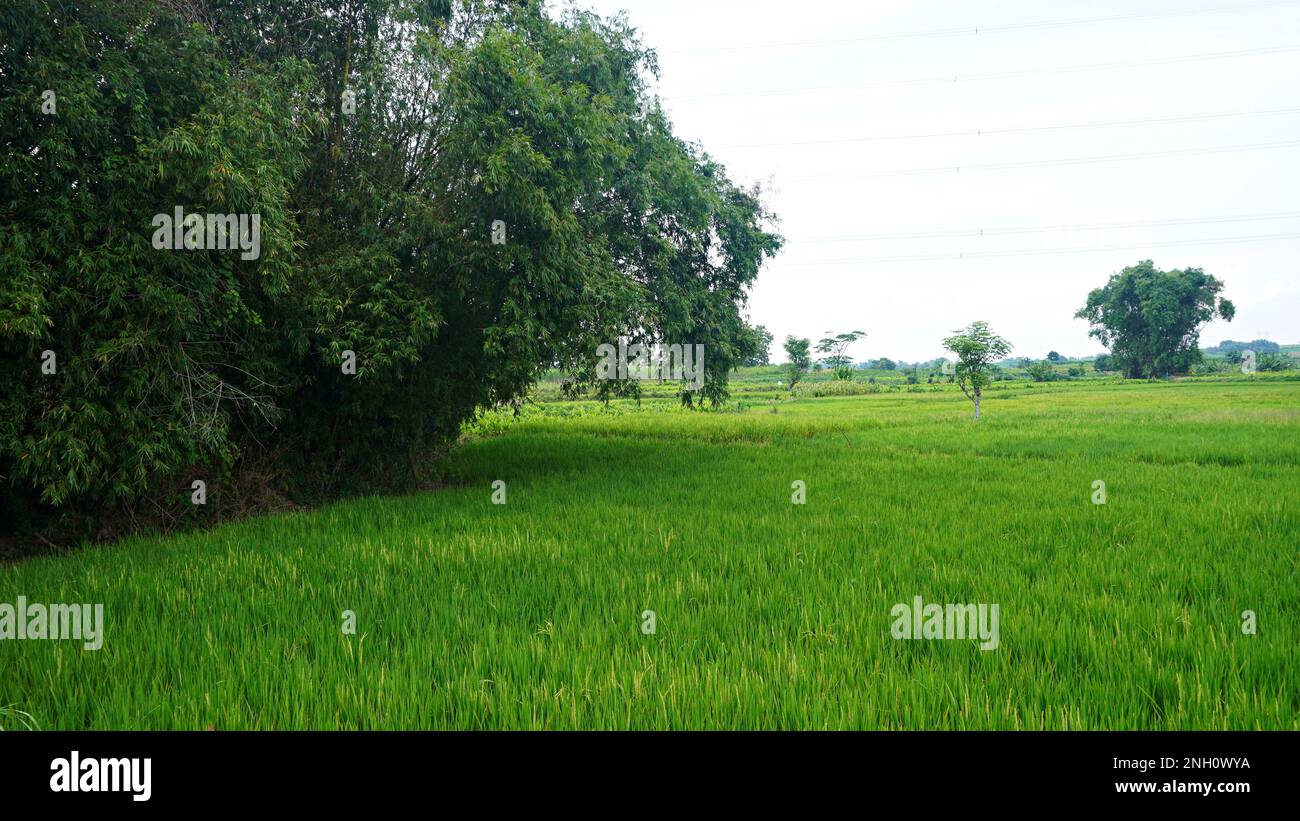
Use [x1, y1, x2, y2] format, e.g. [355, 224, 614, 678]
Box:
[1258, 353, 1296, 372]
[1192, 358, 1233, 375]
[1027, 361, 1058, 382]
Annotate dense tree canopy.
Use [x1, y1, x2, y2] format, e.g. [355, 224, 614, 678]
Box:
[0, 0, 781, 538]
[1075, 261, 1233, 379]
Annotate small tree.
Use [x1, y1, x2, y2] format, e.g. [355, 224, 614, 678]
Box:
[943, 321, 1012, 420]
[815, 330, 867, 380]
[784, 336, 812, 389]
[1047, 351, 1063, 362]
[740, 323, 774, 367]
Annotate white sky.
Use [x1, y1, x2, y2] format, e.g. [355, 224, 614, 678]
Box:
[574, 0, 1300, 362]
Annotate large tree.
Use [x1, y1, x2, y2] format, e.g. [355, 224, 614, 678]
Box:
[1075, 261, 1234, 379]
[0, 0, 781, 540]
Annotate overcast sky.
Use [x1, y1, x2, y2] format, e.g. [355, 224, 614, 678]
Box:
[574, 0, 1300, 362]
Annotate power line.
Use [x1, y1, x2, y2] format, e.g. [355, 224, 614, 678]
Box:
[667, 44, 1300, 102]
[788, 212, 1300, 243]
[667, 0, 1300, 54]
[779, 139, 1300, 182]
[712, 106, 1300, 150]
[777, 232, 1300, 265]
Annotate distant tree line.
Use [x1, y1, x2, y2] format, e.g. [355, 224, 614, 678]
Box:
[774, 260, 1290, 398]
[1205, 339, 1282, 354]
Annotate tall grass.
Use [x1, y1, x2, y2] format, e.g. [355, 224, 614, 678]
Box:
[2, 380, 1297, 729]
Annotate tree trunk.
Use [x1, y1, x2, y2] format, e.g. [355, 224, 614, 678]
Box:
[973, 385, 981, 420]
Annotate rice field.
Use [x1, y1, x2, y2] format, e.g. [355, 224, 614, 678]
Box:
[2, 376, 1297, 729]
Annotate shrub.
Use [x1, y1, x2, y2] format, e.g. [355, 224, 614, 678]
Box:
[1258, 353, 1296, 372]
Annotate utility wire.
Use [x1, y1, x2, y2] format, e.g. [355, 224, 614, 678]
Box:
[778, 139, 1300, 182]
[668, 44, 1300, 102]
[713, 106, 1300, 150]
[788, 212, 1300, 243]
[777, 232, 1300, 265]
[667, 0, 1300, 54]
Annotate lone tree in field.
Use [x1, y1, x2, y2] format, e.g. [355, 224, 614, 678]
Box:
[784, 336, 812, 389]
[815, 330, 867, 380]
[1075, 261, 1234, 379]
[943, 321, 1012, 420]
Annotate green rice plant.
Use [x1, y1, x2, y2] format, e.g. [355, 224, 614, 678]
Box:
[2, 379, 1296, 729]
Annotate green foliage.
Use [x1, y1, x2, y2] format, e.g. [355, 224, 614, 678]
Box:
[1, 0, 312, 531]
[783, 336, 811, 389]
[793, 379, 878, 398]
[1075, 260, 1234, 379]
[1208, 339, 1280, 354]
[739, 323, 774, 367]
[943, 321, 1013, 418]
[814, 329, 866, 380]
[1257, 352, 1295, 372]
[0, 0, 780, 539]
[1193, 358, 1234, 375]
[1027, 360, 1057, 382]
